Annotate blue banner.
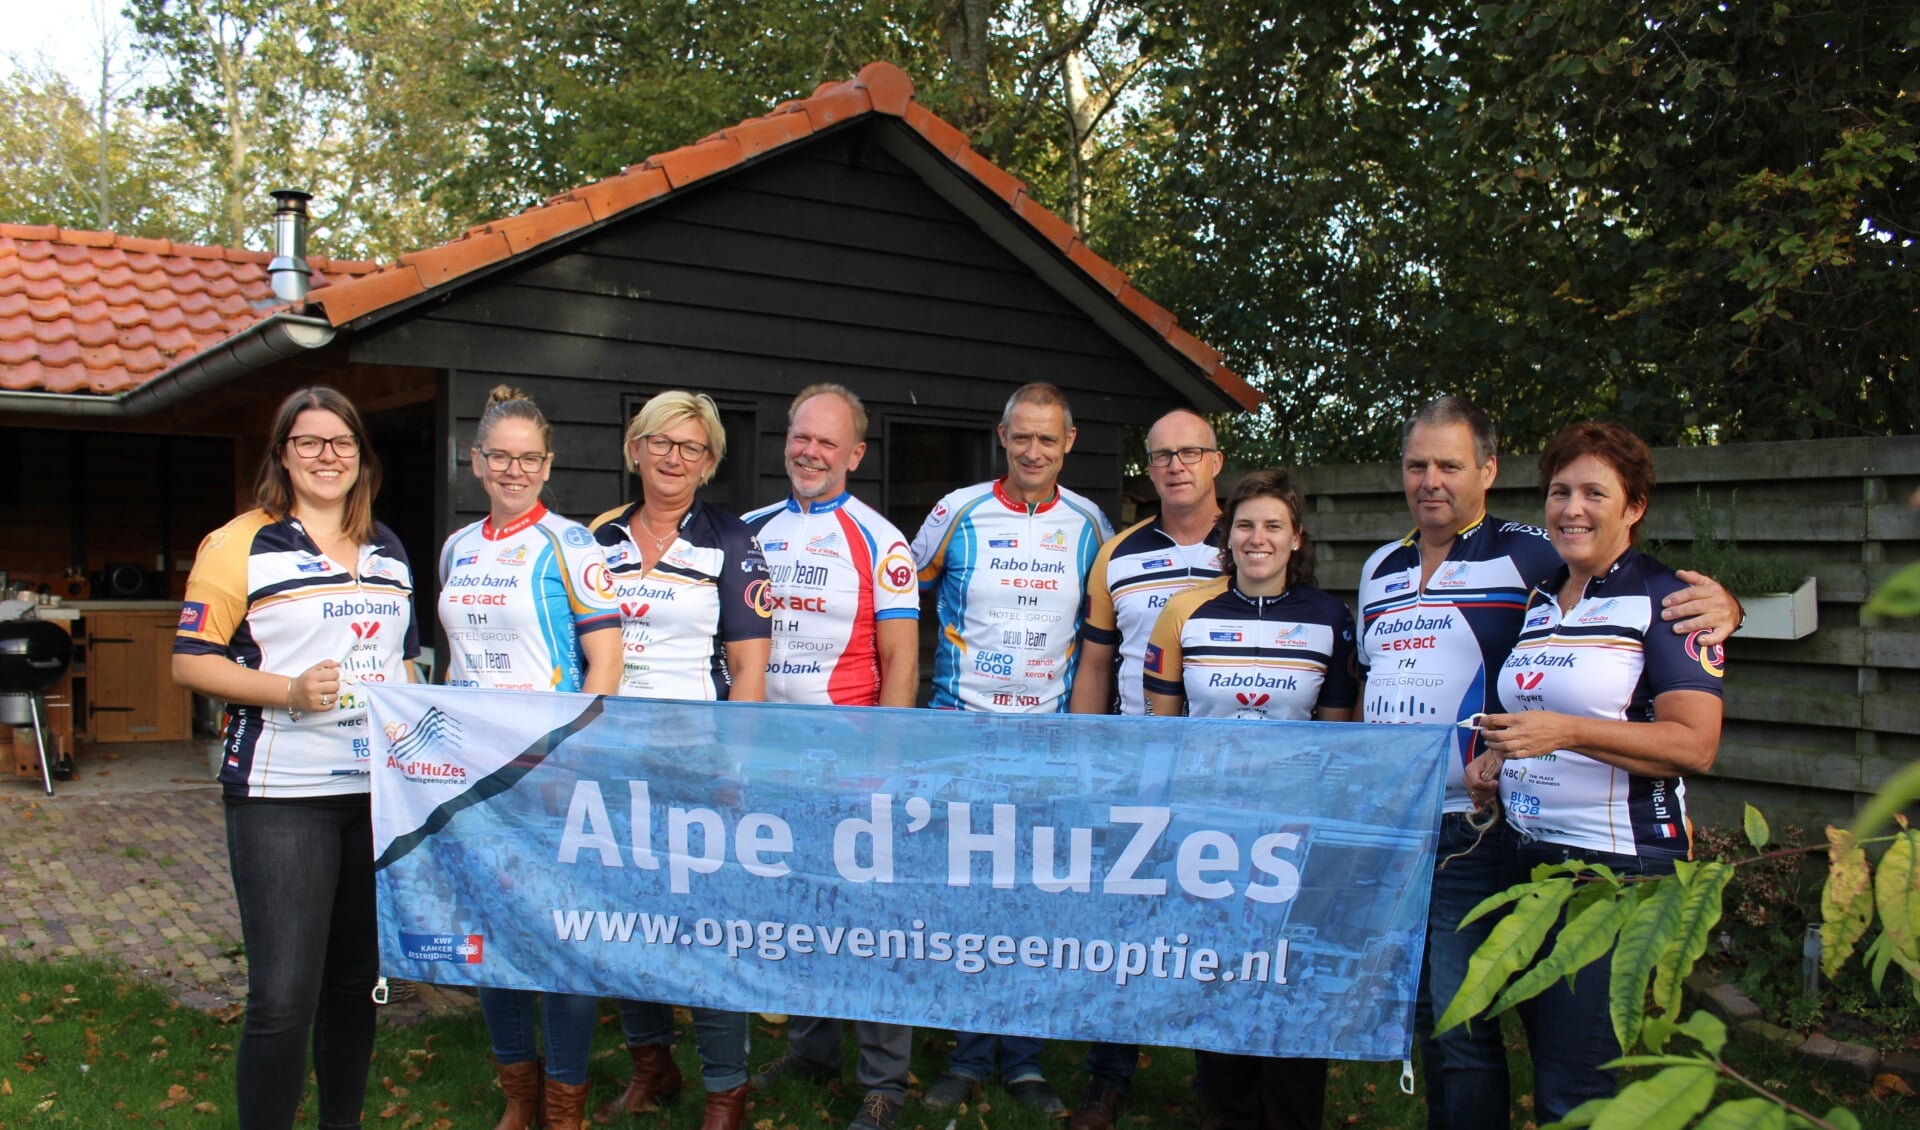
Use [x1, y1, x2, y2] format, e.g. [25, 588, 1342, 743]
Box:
[367, 684, 1450, 1060]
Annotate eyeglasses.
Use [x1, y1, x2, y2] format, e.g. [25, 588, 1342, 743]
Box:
[475, 448, 551, 473]
[287, 434, 360, 459]
[1146, 446, 1217, 468]
[636, 434, 712, 461]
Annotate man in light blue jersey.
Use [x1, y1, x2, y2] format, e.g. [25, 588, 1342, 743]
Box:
[912, 382, 1113, 1115]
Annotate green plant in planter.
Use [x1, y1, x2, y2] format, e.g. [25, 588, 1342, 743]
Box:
[1657, 489, 1806, 597]
[1440, 801, 1920, 1128]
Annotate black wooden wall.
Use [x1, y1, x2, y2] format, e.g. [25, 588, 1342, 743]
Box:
[353, 119, 1197, 547]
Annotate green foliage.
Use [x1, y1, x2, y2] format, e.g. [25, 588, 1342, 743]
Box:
[1449, 795, 1920, 1128]
[1652, 490, 1806, 597]
[1863, 562, 1920, 621]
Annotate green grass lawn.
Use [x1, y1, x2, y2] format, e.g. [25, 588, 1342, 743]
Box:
[1, 958, 1913, 1128]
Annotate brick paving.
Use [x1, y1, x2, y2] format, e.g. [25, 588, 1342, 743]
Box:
[0, 763, 472, 1021]
[0, 783, 244, 1009]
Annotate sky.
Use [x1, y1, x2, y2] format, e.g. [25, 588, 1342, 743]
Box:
[1, 0, 139, 89]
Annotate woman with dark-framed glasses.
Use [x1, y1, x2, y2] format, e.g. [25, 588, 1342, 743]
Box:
[173, 385, 419, 1130]
[437, 384, 623, 1129]
[586, 390, 770, 1130]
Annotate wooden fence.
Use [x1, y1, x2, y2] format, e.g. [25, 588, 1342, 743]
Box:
[1251, 436, 1920, 835]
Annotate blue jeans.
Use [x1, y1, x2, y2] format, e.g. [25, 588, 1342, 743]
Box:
[948, 1032, 1046, 1086]
[1085, 1041, 1137, 1092]
[1511, 839, 1677, 1122]
[1415, 813, 1513, 1130]
[225, 796, 378, 1130]
[478, 989, 599, 1085]
[618, 1002, 750, 1092]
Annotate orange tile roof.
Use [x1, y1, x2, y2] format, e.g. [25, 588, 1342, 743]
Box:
[316, 61, 1260, 410]
[0, 225, 377, 395]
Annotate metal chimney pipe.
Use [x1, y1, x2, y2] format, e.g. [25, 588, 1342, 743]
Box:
[267, 189, 313, 304]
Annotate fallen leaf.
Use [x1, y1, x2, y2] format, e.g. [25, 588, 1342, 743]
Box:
[194, 1101, 219, 1113]
[1873, 1073, 1916, 1099]
[1, 1077, 10, 1094]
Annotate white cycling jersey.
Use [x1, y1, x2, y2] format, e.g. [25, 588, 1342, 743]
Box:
[437, 503, 620, 693]
[1356, 515, 1561, 813]
[176, 510, 418, 798]
[742, 491, 918, 706]
[910, 478, 1112, 712]
[1497, 550, 1724, 859]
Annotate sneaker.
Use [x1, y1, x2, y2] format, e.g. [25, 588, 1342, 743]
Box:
[848, 1092, 903, 1130]
[1068, 1084, 1125, 1129]
[750, 1050, 839, 1090]
[1007, 1077, 1068, 1115]
[920, 1072, 976, 1111]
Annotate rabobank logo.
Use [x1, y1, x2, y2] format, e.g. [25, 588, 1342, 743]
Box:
[761, 540, 789, 552]
[990, 558, 1067, 574]
[989, 538, 1019, 549]
[1384, 577, 1412, 594]
[399, 931, 485, 964]
[455, 552, 479, 567]
[1140, 557, 1174, 569]
[1208, 630, 1243, 642]
[322, 598, 404, 619]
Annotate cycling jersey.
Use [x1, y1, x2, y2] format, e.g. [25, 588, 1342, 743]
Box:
[1082, 516, 1224, 716]
[590, 499, 772, 700]
[742, 491, 917, 706]
[910, 478, 1113, 712]
[1356, 515, 1562, 813]
[1142, 577, 1357, 720]
[175, 510, 418, 799]
[438, 503, 619, 692]
[1497, 550, 1724, 859]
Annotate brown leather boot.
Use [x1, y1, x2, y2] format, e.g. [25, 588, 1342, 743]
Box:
[697, 1083, 751, 1130]
[592, 1043, 683, 1123]
[491, 1058, 542, 1130]
[542, 1077, 592, 1130]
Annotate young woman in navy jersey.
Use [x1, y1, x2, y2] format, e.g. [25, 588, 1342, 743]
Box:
[173, 386, 417, 1130]
[587, 390, 770, 1130]
[1465, 421, 1725, 1122]
[437, 386, 622, 1130]
[1142, 470, 1357, 1130]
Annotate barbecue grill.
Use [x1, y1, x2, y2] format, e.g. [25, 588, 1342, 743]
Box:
[0, 619, 74, 795]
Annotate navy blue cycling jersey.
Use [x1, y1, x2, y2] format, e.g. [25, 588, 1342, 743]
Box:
[1144, 578, 1358, 720]
[589, 499, 772, 700]
[1357, 515, 1563, 812]
[1496, 549, 1725, 859]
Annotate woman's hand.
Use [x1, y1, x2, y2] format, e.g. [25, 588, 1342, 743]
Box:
[1465, 750, 1505, 809]
[1478, 710, 1573, 762]
[290, 660, 343, 713]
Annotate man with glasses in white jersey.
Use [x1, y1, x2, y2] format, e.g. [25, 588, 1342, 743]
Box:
[743, 383, 919, 1130]
[912, 382, 1114, 1115]
[1062, 407, 1225, 1129]
[1357, 395, 1741, 1129]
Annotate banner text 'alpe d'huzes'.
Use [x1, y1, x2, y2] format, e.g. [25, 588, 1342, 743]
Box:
[366, 683, 1450, 1061]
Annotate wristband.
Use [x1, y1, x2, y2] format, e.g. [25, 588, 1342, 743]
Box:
[286, 677, 301, 722]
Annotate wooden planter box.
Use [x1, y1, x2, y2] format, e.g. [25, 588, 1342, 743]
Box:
[1740, 577, 1818, 640]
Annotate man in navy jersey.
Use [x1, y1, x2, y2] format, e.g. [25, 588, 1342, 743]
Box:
[1356, 395, 1740, 1129]
[1063, 407, 1224, 1129]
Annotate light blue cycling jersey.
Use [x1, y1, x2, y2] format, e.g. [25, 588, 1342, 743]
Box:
[909, 478, 1112, 712]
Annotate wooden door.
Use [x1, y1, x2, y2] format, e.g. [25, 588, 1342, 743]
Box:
[87, 611, 189, 743]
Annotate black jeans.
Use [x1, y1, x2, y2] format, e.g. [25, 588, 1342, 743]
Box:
[225, 795, 379, 1129]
